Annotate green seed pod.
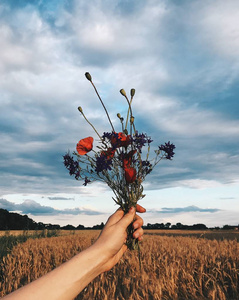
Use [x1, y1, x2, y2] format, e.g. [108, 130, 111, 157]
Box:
[120, 89, 126, 97]
[85, 72, 92, 81]
[130, 88, 135, 97]
[78, 106, 83, 113]
[117, 113, 121, 119]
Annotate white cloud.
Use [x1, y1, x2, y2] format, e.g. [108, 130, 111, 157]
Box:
[0, 0, 239, 227]
[178, 179, 223, 189]
[198, 0, 239, 59]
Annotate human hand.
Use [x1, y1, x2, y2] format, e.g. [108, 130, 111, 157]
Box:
[92, 204, 146, 272]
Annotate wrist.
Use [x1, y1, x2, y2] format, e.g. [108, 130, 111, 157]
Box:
[88, 242, 110, 273]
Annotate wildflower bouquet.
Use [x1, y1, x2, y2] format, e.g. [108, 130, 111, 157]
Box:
[63, 73, 175, 250]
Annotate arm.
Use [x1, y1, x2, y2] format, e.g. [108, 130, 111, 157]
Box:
[3, 205, 145, 300]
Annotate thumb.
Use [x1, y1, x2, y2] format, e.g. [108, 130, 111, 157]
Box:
[117, 207, 135, 229]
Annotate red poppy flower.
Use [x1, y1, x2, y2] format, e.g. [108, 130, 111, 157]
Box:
[123, 150, 137, 169]
[111, 132, 131, 148]
[101, 147, 115, 159]
[76, 137, 93, 155]
[124, 167, 137, 183]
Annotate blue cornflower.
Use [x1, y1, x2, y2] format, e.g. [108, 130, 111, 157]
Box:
[63, 153, 81, 179]
[102, 132, 113, 141]
[95, 154, 113, 173]
[159, 142, 176, 160]
[133, 132, 153, 152]
[83, 177, 91, 186]
[141, 160, 153, 175]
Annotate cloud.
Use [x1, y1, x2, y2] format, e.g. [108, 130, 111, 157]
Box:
[0, 0, 239, 200]
[196, 0, 239, 60]
[152, 205, 221, 214]
[0, 198, 102, 216]
[47, 196, 75, 201]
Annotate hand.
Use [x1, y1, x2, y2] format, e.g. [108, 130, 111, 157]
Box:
[93, 204, 146, 272]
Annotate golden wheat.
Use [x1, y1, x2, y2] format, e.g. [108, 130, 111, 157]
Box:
[0, 233, 238, 299]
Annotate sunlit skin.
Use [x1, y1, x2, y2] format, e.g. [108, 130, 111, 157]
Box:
[3, 204, 145, 300]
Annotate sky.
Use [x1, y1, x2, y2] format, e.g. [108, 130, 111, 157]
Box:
[0, 0, 239, 228]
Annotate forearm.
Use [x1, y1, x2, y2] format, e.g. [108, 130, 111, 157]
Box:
[3, 244, 106, 300]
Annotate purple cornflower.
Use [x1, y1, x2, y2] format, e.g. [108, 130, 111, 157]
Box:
[63, 153, 81, 179]
[83, 177, 91, 186]
[133, 132, 153, 152]
[141, 160, 153, 175]
[95, 154, 113, 173]
[159, 142, 176, 160]
[102, 131, 131, 149]
[102, 132, 114, 141]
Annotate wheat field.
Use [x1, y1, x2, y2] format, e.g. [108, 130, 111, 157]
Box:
[0, 231, 239, 299]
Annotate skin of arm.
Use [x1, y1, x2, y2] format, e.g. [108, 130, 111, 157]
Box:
[3, 204, 145, 300]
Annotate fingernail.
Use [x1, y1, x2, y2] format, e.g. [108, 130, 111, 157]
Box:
[129, 207, 135, 213]
[134, 232, 139, 238]
[133, 223, 139, 229]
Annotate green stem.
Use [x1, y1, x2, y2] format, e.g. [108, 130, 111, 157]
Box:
[79, 110, 103, 141]
[125, 96, 133, 131]
[90, 81, 115, 132]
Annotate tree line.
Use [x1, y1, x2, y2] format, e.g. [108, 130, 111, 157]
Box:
[0, 208, 238, 231]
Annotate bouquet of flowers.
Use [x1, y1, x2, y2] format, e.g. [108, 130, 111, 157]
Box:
[63, 72, 175, 250]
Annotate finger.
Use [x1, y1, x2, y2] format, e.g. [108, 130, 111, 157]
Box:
[136, 204, 146, 213]
[133, 214, 144, 230]
[105, 208, 124, 228]
[133, 227, 144, 239]
[138, 235, 143, 241]
[117, 207, 135, 229]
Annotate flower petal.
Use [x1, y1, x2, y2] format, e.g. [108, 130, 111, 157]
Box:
[76, 137, 93, 155]
[124, 167, 136, 184]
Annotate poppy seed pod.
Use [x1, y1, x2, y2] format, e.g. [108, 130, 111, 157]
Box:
[130, 88, 135, 97]
[85, 72, 92, 81]
[120, 89, 126, 97]
[78, 106, 83, 113]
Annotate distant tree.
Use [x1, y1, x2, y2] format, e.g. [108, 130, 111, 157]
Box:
[46, 224, 61, 230]
[92, 222, 104, 230]
[146, 223, 153, 229]
[76, 224, 85, 230]
[222, 225, 237, 230]
[165, 222, 171, 229]
[61, 224, 76, 230]
[192, 223, 207, 230]
[37, 222, 46, 230]
[176, 222, 183, 229]
[0, 209, 38, 230]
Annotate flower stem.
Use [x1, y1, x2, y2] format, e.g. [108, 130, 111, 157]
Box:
[124, 94, 136, 133]
[90, 81, 115, 132]
[78, 109, 103, 141]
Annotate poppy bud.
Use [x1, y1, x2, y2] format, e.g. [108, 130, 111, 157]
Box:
[120, 89, 126, 97]
[117, 113, 121, 119]
[85, 72, 92, 81]
[130, 116, 134, 124]
[78, 106, 83, 113]
[130, 89, 135, 97]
